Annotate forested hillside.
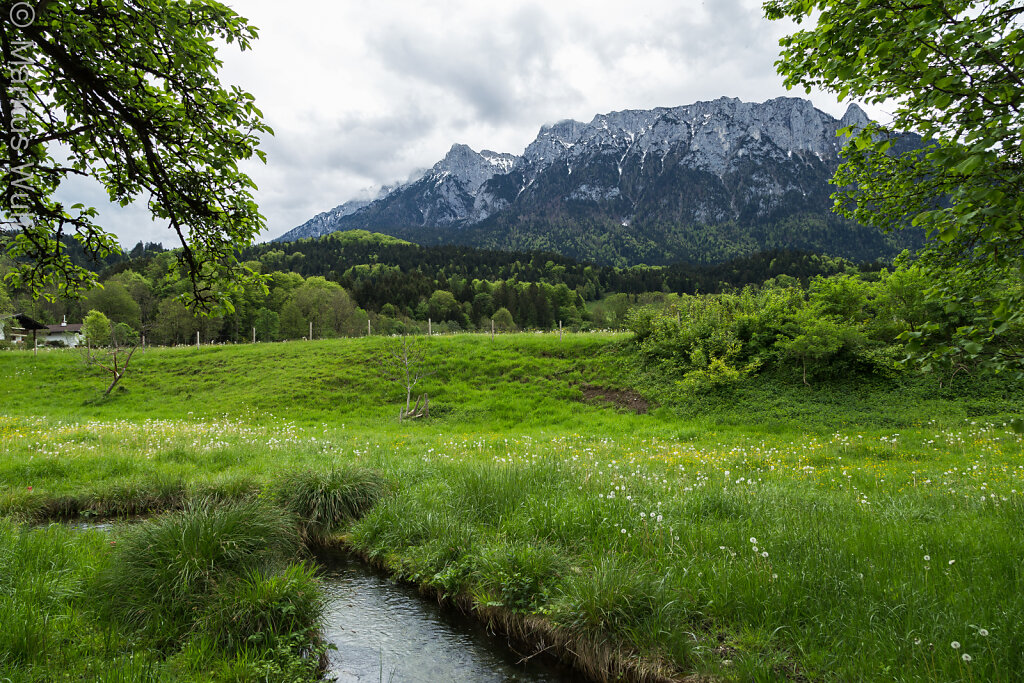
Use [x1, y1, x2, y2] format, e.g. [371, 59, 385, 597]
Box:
[3, 230, 874, 347]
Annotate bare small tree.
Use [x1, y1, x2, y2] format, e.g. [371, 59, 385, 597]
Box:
[377, 334, 435, 420]
[81, 321, 141, 397]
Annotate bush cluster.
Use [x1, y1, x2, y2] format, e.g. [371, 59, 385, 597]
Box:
[628, 260, 1024, 389]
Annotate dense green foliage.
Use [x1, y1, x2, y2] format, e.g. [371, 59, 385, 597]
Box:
[0, 0, 268, 309]
[628, 259, 1024, 392]
[455, 210, 921, 268]
[765, 0, 1024, 372]
[247, 230, 865, 304]
[0, 230, 167, 277]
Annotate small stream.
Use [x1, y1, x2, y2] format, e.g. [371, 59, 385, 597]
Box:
[43, 521, 580, 681]
[316, 550, 576, 683]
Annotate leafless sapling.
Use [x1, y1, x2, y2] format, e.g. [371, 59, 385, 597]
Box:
[377, 334, 435, 420]
[84, 322, 141, 397]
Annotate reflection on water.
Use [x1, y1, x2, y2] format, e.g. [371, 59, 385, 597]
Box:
[32, 519, 120, 532]
[316, 550, 576, 683]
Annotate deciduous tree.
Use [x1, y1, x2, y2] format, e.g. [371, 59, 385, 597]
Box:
[0, 0, 271, 310]
[765, 0, 1024, 372]
[82, 308, 111, 347]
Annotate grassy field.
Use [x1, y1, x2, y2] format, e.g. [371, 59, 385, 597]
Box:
[1, 333, 1022, 681]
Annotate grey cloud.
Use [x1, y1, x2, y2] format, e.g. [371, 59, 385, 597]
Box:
[245, 105, 443, 236]
[581, 0, 778, 78]
[321, 109, 440, 176]
[367, 6, 580, 125]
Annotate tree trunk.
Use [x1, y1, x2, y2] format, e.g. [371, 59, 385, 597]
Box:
[103, 371, 124, 397]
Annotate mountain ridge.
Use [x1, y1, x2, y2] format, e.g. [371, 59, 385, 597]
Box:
[276, 97, 918, 264]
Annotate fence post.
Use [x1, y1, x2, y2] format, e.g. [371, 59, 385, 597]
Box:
[491, 319, 494, 340]
[428, 318, 432, 336]
[252, 327, 256, 344]
[368, 319, 372, 337]
[559, 320, 563, 341]
[196, 331, 200, 349]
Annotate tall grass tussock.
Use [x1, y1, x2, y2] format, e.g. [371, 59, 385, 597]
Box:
[93, 499, 304, 641]
[273, 466, 384, 542]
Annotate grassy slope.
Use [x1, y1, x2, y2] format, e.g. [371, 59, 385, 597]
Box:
[2, 334, 1023, 682]
[0, 334, 635, 428]
[5, 332, 1016, 433]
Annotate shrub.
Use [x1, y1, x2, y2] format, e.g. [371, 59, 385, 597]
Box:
[678, 356, 748, 393]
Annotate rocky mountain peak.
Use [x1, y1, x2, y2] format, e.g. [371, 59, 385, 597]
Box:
[839, 103, 871, 130]
[432, 144, 519, 189]
[523, 119, 587, 167]
[439, 143, 476, 163]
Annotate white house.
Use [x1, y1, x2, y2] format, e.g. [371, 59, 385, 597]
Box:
[44, 317, 84, 347]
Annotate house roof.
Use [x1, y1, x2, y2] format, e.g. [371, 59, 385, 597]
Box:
[10, 314, 48, 331]
[46, 324, 83, 333]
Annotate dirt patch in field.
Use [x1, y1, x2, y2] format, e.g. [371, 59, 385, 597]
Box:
[579, 384, 650, 414]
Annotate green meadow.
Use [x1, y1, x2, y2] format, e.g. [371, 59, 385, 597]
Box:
[1, 334, 1022, 681]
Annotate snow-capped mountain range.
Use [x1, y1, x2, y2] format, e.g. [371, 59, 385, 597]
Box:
[276, 97, 918, 265]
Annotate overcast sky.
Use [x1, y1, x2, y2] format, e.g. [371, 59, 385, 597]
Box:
[56, 0, 883, 248]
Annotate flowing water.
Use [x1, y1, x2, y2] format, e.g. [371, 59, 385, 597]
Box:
[316, 550, 577, 683]
[48, 521, 579, 681]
